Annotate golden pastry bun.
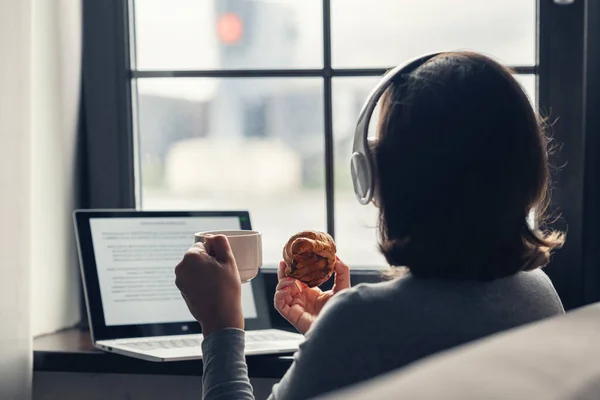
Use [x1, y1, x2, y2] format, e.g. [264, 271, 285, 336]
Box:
[283, 230, 337, 287]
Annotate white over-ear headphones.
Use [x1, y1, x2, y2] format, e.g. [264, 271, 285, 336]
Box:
[351, 52, 443, 205]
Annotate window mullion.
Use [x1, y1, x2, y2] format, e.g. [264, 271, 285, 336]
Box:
[323, 0, 335, 238]
[538, 0, 586, 309]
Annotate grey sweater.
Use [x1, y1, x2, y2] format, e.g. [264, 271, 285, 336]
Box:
[201, 269, 564, 400]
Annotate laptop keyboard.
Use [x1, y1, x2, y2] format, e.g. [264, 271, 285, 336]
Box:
[122, 332, 297, 351]
[124, 338, 200, 351]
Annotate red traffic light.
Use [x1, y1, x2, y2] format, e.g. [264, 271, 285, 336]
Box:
[217, 13, 243, 45]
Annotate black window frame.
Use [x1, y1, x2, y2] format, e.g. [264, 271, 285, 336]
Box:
[81, 0, 600, 311]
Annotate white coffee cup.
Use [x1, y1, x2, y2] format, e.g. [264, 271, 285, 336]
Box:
[194, 230, 262, 283]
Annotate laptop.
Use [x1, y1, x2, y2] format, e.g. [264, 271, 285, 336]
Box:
[74, 209, 304, 362]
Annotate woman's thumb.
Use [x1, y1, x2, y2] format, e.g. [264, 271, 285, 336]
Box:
[204, 234, 235, 265]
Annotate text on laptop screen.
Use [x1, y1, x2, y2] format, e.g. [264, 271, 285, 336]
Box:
[89, 216, 258, 326]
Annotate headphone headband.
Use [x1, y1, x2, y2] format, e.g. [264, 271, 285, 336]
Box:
[351, 52, 444, 205]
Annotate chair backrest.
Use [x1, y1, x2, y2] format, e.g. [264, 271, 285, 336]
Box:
[320, 303, 600, 399]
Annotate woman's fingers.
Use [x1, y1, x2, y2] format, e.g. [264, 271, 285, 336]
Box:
[274, 288, 306, 326]
[332, 256, 351, 293]
[277, 260, 287, 280]
[274, 278, 301, 312]
[275, 301, 311, 335]
[274, 288, 293, 313]
[276, 277, 297, 291]
[289, 305, 312, 334]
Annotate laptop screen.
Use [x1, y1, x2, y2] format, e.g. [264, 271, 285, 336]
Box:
[88, 215, 258, 327]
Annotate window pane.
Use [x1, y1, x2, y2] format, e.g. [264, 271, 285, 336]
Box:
[136, 78, 325, 266]
[333, 73, 537, 269]
[515, 74, 537, 106]
[331, 0, 536, 68]
[333, 77, 387, 269]
[133, 0, 323, 70]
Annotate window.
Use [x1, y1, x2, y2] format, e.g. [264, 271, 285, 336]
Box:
[83, 0, 600, 310]
[128, 0, 538, 268]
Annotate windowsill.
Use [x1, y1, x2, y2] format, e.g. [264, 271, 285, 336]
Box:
[33, 328, 294, 378]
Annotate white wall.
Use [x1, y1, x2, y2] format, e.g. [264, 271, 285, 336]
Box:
[30, 0, 82, 336]
[0, 0, 33, 398]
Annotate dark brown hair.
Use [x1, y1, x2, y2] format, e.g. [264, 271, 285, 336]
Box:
[375, 51, 564, 281]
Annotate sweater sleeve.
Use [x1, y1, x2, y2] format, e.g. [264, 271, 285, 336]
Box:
[202, 290, 366, 400]
[201, 328, 255, 400]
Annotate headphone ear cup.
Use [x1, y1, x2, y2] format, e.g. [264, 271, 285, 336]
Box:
[351, 152, 373, 205]
[351, 52, 443, 205]
[368, 138, 379, 206]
